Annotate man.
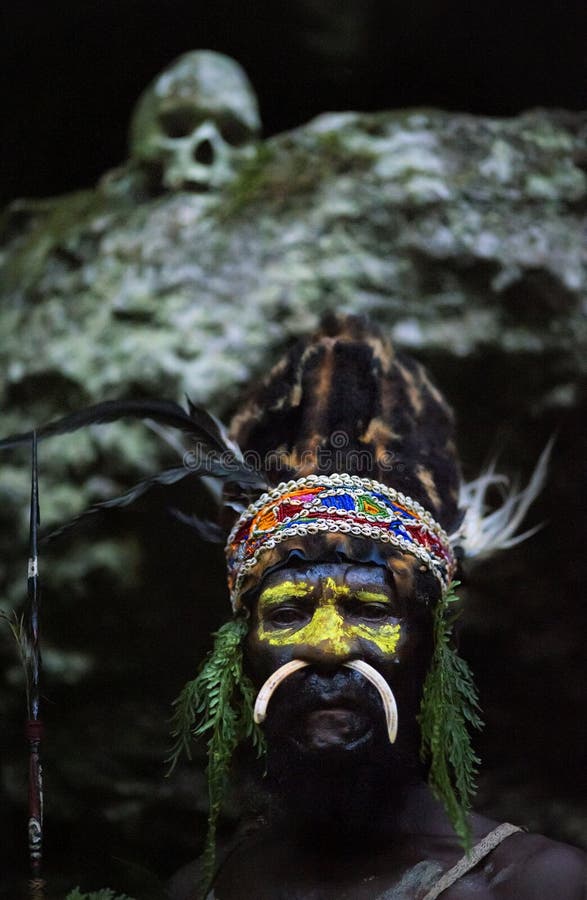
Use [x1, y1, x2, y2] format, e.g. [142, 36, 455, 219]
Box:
[2, 314, 584, 897]
[168, 315, 586, 899]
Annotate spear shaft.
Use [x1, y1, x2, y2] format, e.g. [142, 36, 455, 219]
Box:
[26, 432, 45, 899]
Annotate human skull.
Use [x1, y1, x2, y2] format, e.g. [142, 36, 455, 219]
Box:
[129, 50, 261, 191]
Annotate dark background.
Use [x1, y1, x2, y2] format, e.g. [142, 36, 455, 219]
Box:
[1, 2, 586, 897]
[2, 0, 586, 205]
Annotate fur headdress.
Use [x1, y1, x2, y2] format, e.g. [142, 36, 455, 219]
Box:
[225, 313, 460, 604]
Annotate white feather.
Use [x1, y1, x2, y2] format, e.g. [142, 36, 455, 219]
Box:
[451, 439, 553, 560]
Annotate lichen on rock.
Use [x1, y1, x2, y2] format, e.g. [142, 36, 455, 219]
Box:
[1, 100, 586, 887]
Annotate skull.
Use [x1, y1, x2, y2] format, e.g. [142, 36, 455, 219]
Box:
[129, 50, 261, 191]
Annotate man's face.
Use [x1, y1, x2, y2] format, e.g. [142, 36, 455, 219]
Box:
[246, 560, 432, 760]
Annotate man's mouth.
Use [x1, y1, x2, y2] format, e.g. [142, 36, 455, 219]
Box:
[301, 706, 373, 752]
[254, 659, 398, 749]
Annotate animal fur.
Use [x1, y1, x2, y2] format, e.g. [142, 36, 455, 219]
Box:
[230, 313, 461, 532]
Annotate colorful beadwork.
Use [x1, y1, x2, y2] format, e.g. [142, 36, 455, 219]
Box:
[226, 474, 456, 608]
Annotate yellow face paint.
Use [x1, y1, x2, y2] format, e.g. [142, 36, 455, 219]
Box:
[353, 590, 394, 604]
[257, 579, 401, 656]
[257, 580, 312, 607]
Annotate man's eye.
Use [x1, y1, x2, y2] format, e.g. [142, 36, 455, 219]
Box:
[353, 603, 392, 622]
[268, 607, 306, 626]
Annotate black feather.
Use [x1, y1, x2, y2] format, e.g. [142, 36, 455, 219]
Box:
[171, 509, 226, 544]
[184, 396, 243, 459]
[43, 466, 192, 542]
[0, 397, 267, 489]
[0, 397, 267, 542]
[0, 399, 227, 452]
[42, 454, 260, 543]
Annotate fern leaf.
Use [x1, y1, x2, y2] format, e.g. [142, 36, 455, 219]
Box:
[166, 617, 266, 899]
[418, 582, 483, 851]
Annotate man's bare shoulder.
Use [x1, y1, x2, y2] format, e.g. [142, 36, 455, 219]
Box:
[483, 831, 586, 899]
[168, 830, 587, 900]
[168, 857, 203, 900]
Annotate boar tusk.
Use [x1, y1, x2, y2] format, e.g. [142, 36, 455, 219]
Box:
[253, 659, 310, 724]
[344, 660, 398, 744]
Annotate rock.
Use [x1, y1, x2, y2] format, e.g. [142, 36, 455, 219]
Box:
[1, 103, 586, 888]
[1, 108, 585, 525]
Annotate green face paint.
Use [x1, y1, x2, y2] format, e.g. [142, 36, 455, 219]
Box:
[256, 577, 401, 656]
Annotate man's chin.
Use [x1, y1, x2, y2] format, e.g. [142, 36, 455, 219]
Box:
[291, 708, 375, 755]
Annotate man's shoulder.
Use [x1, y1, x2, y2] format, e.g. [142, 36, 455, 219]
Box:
[168, 827, 587, 900]
[488, 830, 586, 899]
[167, 857, 201, 900]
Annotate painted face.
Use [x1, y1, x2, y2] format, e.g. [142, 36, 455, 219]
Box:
[246, 561, 432, 756]
[255, 567, 402, 657]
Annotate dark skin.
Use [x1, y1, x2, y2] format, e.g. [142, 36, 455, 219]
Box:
[169, 562, 586, 899]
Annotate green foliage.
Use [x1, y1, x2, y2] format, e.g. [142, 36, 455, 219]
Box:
[419, 582, 483, 850]
[65, 890, 135, 900]
[167, 617, 265, 899]
[221, 131, 373, 218]
[0, 608, 33, 715]
[221, 144, 275, 216]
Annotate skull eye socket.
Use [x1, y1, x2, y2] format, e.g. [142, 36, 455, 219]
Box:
[218, 115, 252, 147]
[158, 108, 201, 139]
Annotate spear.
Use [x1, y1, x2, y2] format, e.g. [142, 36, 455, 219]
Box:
[26, 431, 45, 899]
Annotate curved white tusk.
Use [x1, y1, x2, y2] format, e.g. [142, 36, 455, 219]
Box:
[344, 660, 398, 744]
[253, 659, 310, 725]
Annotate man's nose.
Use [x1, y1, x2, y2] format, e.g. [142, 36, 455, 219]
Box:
[295, 606, 360, 668]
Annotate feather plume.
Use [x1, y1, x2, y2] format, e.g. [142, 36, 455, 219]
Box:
[0, 399, 207, 450]
[185, 396, 245, 461]
[0, 397, 264, 485]
[171, 509, 226, 544]
[0, 398, 268, 542]
[451, 440, 552, 560]
[44, 466, 191, 542]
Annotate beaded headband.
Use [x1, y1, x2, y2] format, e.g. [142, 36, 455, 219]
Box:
[225, 474, 456, 609]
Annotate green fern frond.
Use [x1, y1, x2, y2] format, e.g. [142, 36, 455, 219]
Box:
[418, 582, 483, 851]
[166, 617, 265, 899]
[0, 608, 33, 714]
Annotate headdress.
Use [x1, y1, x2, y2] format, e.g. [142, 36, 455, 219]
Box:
[226, 472, 456, 606]
[0, 314, 547, 897]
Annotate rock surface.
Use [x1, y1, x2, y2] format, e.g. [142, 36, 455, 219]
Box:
[1, 107, 586, 894]
[2, 108, 585, 419]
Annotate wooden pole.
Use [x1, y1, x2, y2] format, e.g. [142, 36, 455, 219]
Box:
[26, 432, 45, 899]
